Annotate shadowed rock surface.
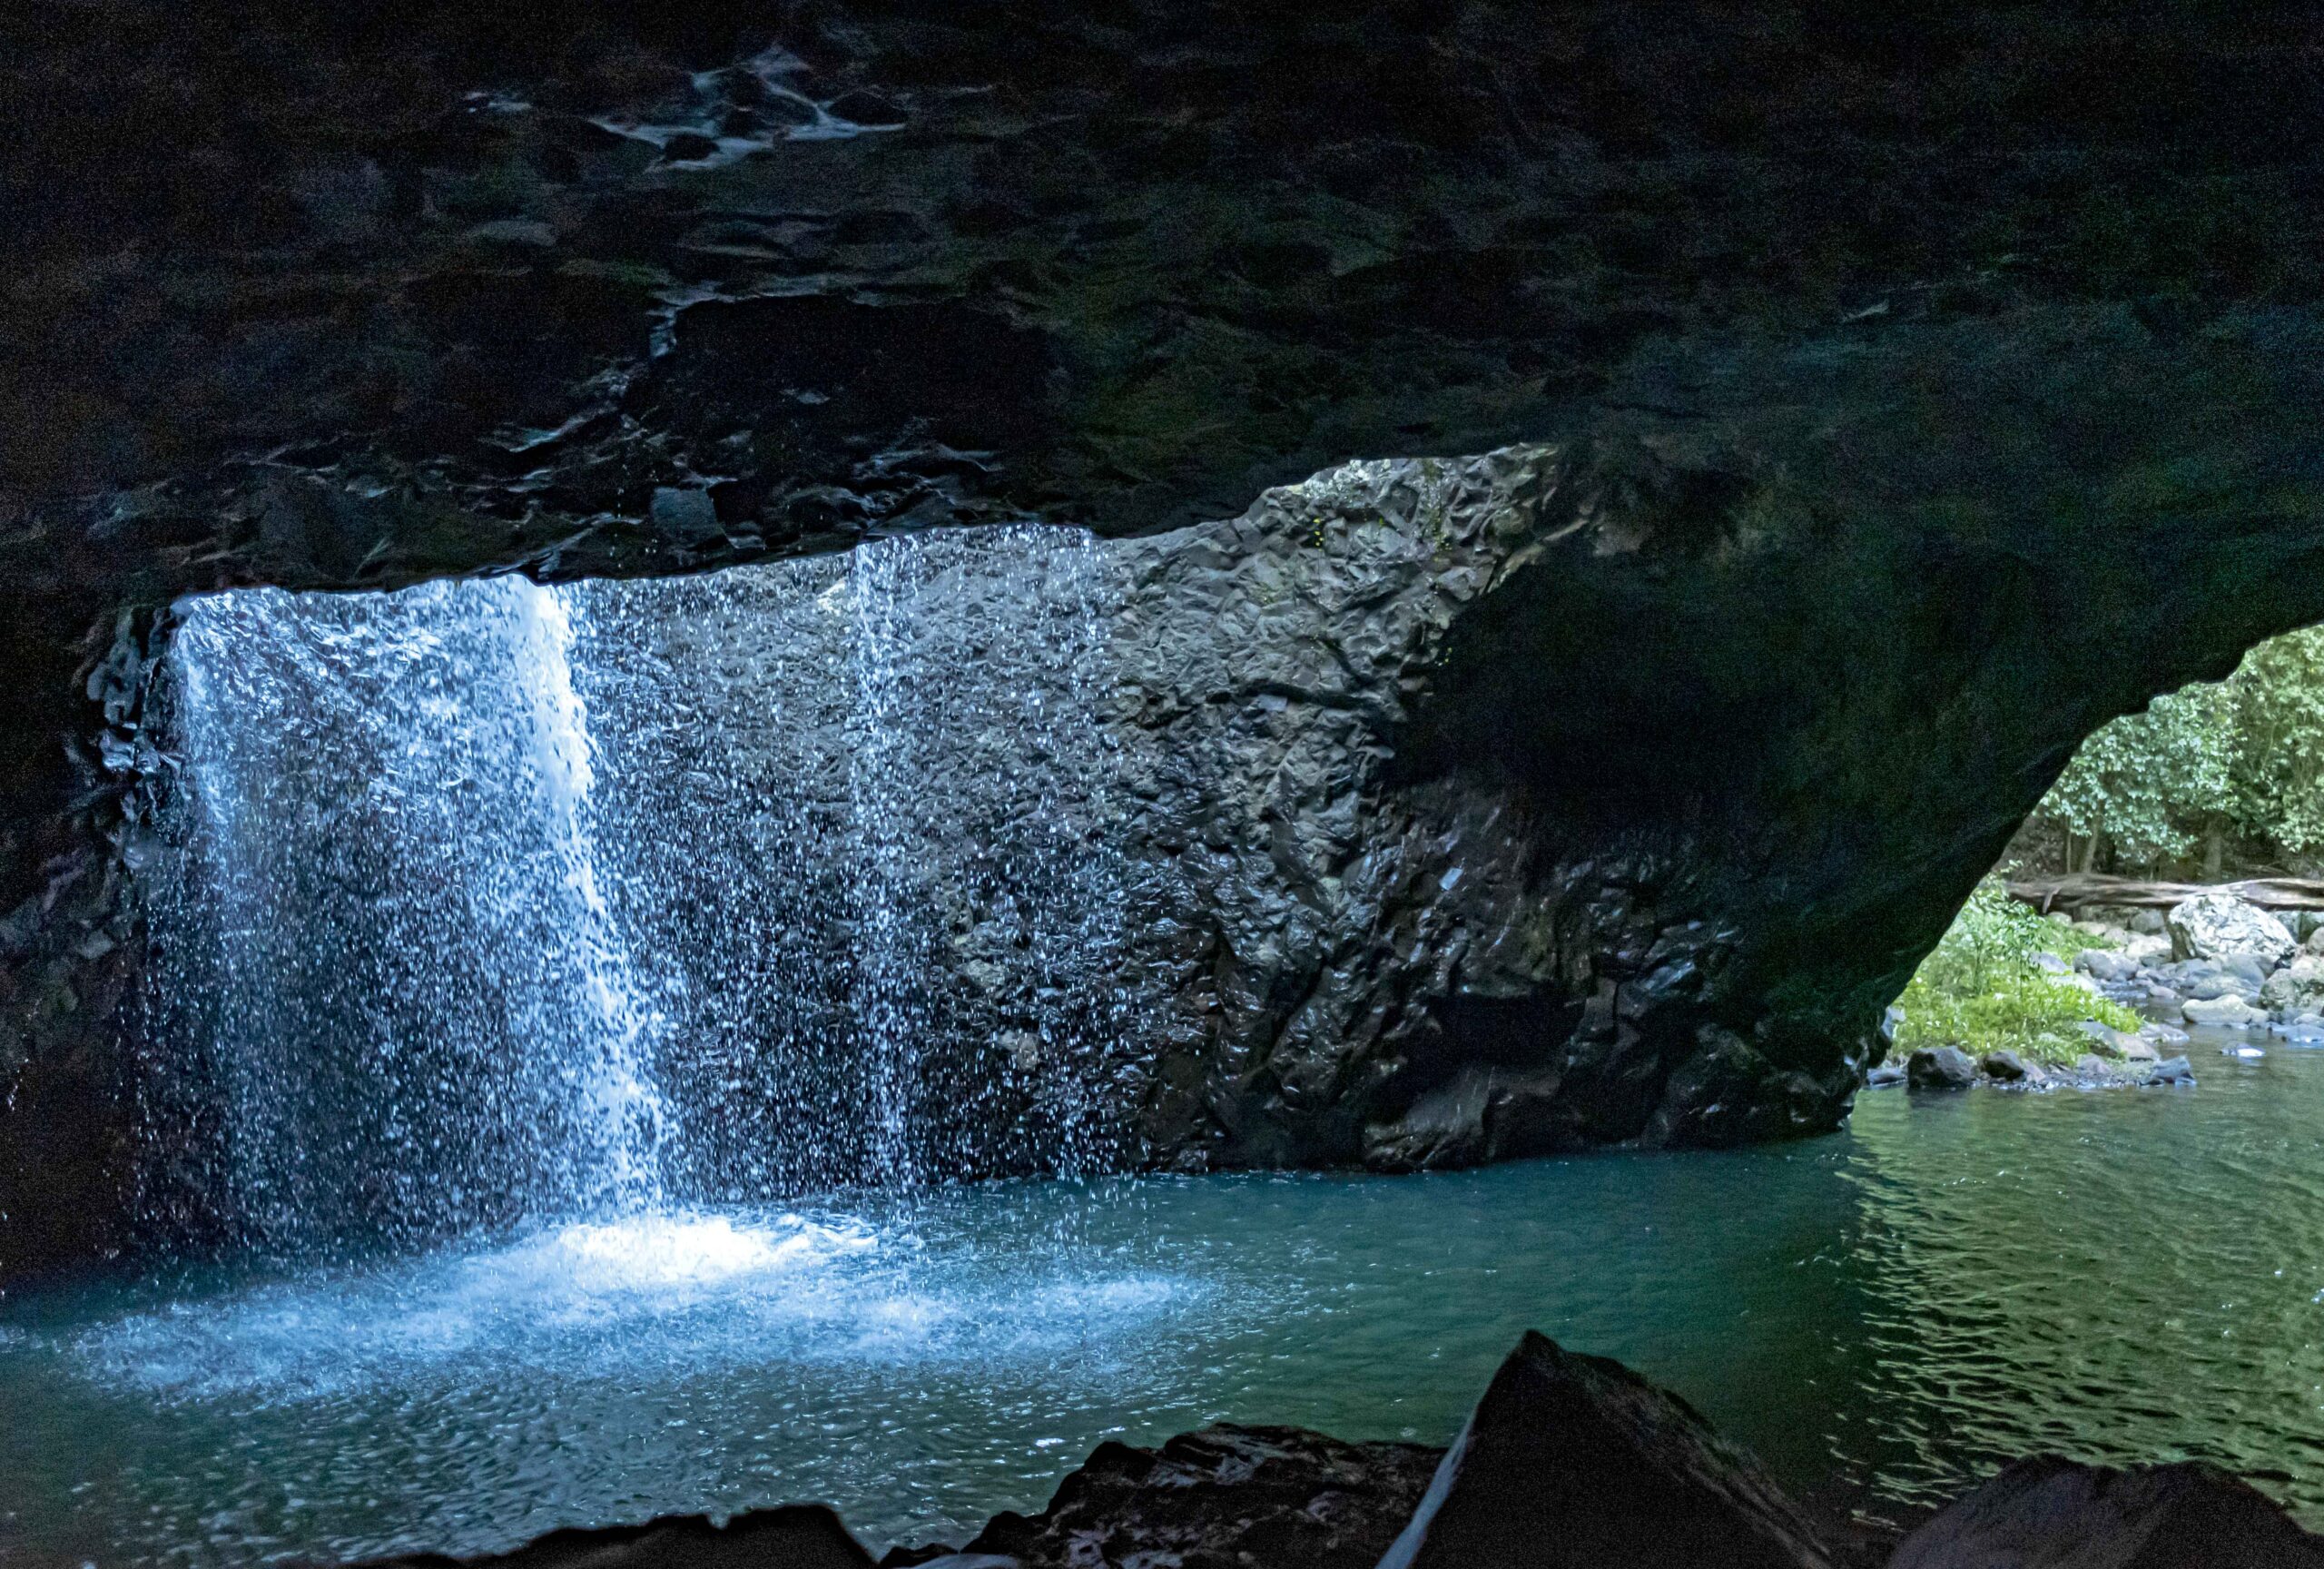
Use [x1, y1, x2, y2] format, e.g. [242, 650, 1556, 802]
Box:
[900, 1426, 1441, 1569]
[1888, 1456, 2324, 1569]
[7, 0, 2324, 1278]
[1378, 1330, 1834, 1568]
[350, 1505, 874, 1569]
[326, 1333, 2324, 1569]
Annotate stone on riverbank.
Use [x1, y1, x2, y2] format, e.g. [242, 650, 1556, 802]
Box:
[2167, 893, 2297, 970]
[1888, 1456, 2324, 1568]
[1979, 1051, 2028, 1082]
[2182, 995, 2268, 1029]
[2261, 956, 2324, 1014]
[1907, 1048, 1978, 1090]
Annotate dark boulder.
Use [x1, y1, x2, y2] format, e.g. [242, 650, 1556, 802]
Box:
[1888, 1456, 2324, 1568]
[918, 1425, 1439, 1569]
[1980, 1050, 2028, 1082]
[328, 1343, 2324, 1569]
[1907, 1048, 1978, 1090]
[1377, 1330, 1833, 1569]
[350, 1505, 873, 1569]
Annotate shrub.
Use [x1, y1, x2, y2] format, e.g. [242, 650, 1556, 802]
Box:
[1892, 883, 2142, 1063]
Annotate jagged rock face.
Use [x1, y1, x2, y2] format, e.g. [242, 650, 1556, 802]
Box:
[5, 1, 2324, 1277]
[1112, 448, 1872, 1168]
[937, 1426, 1441, 1569]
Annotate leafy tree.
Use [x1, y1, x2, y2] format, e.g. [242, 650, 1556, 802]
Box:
[2227, 626, 2324, 855]
[2038, 683, 2234, 866]
[2029, 624, 2324, 873]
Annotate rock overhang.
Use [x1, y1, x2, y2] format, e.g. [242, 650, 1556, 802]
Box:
[5, 0, 2324, 1276]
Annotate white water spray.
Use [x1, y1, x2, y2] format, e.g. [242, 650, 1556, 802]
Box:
[507, 581, 670, 1212]
[149, 527, 1137, 1252]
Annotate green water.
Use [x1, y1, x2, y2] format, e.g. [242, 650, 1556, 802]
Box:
[4, 1032, 2320, 1564]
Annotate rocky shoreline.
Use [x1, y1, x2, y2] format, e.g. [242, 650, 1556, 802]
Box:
[1875, 889, 2324, 1099]
[349, 1331, 2321, 1569]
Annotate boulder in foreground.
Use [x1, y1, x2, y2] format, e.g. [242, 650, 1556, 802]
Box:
[900, 1425, 1438, 1569]
[1377, 1330, 1834, 1569]
[340, 1335, 2324, 1569]
[1889, 1455, 2324, 1568]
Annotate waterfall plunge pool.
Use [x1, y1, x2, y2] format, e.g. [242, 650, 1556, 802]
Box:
[9, 1040, 2324, 1564]
[26, 547, 2324, 1562]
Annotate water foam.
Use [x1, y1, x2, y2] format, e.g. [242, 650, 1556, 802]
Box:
[62, 1206, 1196, 1406]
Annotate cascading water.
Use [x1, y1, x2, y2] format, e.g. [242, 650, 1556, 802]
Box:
[505, 583, 670, 1213]
[145, 524, 1135, 1253]
[850, 537, 923, 1188]
[152, 577, 671, 1250]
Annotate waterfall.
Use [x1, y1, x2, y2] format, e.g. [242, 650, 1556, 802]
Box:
[850, 537, 923, 1189]
[147, 526, 1134, 1254]
[506, 582, 669, 1213]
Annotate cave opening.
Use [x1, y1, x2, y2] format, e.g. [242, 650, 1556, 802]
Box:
[3, 512, 2320, 1563]
[9, 0, 2324, 1558]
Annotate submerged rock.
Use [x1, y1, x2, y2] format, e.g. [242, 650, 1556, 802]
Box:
[2144, 1056, 2197, 1087]
[1377, 1331, 1833, 1569]
[1888, 1456, 2324, 1568]
[2166, 894, 2297, 971]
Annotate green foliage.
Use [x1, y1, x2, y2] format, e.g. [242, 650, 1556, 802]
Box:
[2226, 626, 2324, 854]
[2041, 683, 2234, 861]
[1894, 883, 2142, 1063]
[2032, 625, 2324, 868]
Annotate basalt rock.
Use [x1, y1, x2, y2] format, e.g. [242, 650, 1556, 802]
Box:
[1378, 1331, 1834, 1569]
[1888, 1456, 2324, 1569]
[1906, 1049, 1977, 1091]
[897, 1426, 1441, 1569]
[339, 1334, 2324, 1569]
[8, 2, 2324, 1277]
[351, 1505, 874, 1569]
